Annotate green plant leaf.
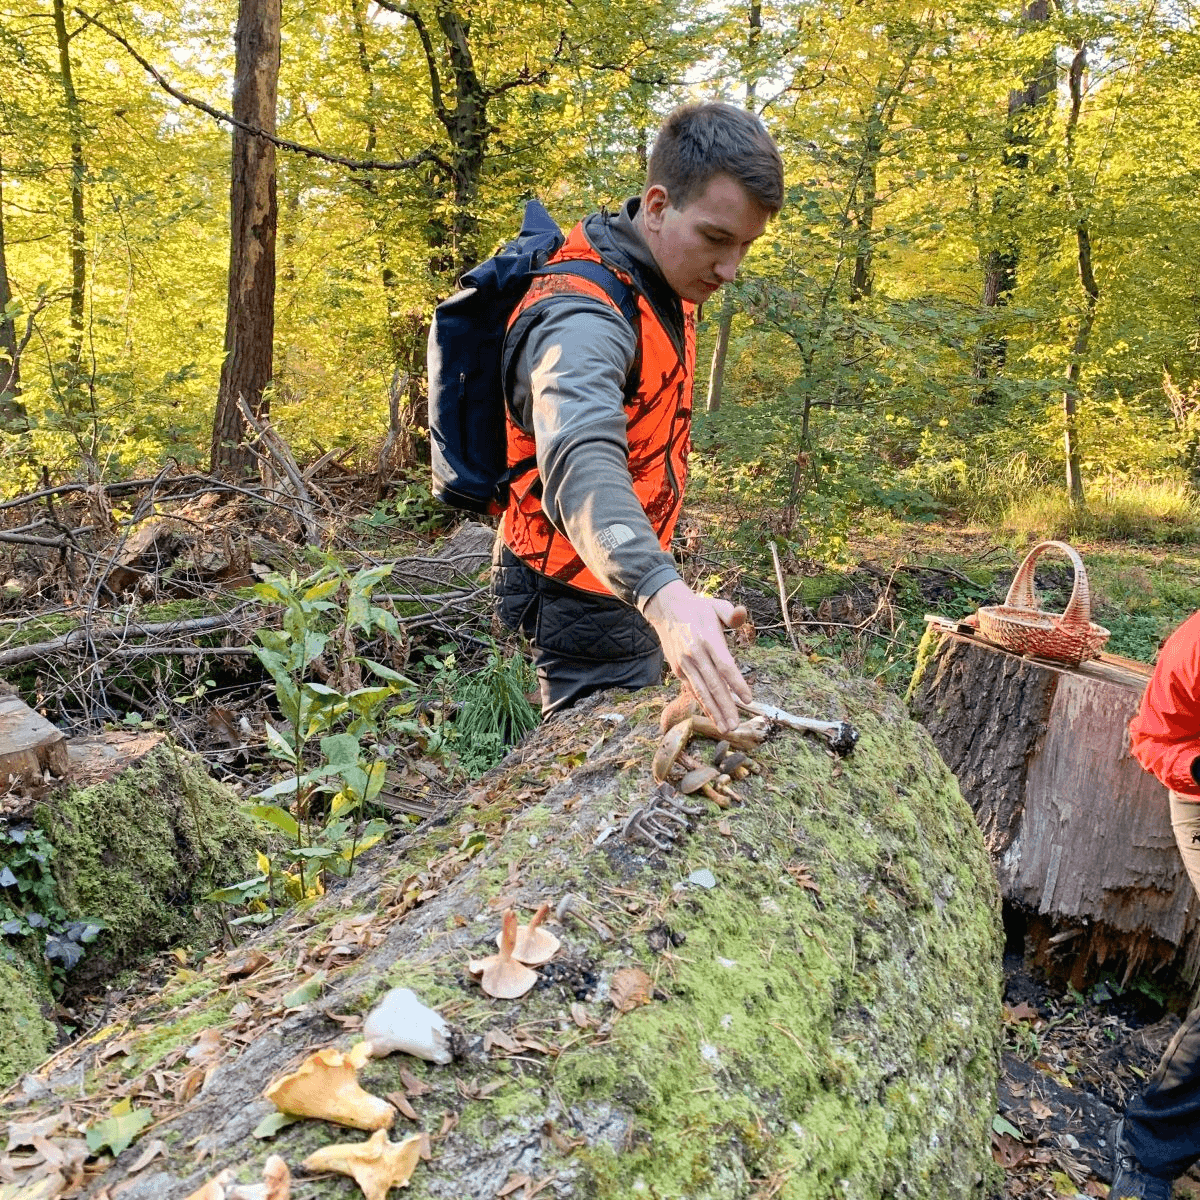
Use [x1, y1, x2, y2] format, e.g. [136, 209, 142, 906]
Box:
[361, 659, 415, 687]
[282, 970, 326, 1008]
[252, 1111, 300, 1139]
[246, 804, 300, 838]
[320, 733, 361, 768]
[85, 1099, 153, 1157]
[264, 721, 298, 764]
[991, 1114, 1023, 1141]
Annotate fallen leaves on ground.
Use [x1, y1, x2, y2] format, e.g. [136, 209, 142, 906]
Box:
[609, 967, 652, 1013]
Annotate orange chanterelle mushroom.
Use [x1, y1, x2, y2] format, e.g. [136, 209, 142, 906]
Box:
[503, 902, 560, 966]
[303, 1129, 424, 1200]
[264, 1043, 394, 1131]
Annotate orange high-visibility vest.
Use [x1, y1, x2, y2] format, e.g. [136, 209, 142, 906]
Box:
[501, 222, 696, 596]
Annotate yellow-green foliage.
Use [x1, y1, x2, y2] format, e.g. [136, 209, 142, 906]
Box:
[34, 742, 264, 983]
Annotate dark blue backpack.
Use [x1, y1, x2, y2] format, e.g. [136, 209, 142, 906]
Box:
[427, 199, 639, 515]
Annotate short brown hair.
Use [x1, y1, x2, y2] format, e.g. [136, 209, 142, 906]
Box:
[647, 102, 784, 214]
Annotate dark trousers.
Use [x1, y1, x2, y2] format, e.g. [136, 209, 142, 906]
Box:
[1124, 1006, 1200, 1177]
[492, 542, 663, 716]
[1123, 793, 1200, 1178]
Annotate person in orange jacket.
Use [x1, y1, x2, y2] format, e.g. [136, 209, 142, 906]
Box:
[1111, 609, 1200, 1199]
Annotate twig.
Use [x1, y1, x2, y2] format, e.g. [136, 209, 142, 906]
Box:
[768, 540, 799, 651]
[0, 614, 247, 667]
[235, 397, 322, 545]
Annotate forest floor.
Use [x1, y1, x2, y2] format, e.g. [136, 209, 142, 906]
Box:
[4, 467, 1200, 1198]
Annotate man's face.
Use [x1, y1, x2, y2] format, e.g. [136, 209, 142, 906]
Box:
[640, 173, 773, 305]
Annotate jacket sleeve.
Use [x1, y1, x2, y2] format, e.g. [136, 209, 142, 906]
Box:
[1129, 613, 1200, 798]
[508, 296, 682, 609]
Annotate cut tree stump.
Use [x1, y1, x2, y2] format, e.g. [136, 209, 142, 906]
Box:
[2, 647, 1002, 1200]
[908, 624, 1189, 987]
[0, 694, 68, 789]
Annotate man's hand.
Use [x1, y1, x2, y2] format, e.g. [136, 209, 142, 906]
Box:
[643, 580, 751, 732]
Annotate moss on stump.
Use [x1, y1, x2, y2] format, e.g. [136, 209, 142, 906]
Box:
[34, 736, 261, 993]
[25, 648, 1002, 1200]
[0, 955, 55, 1089]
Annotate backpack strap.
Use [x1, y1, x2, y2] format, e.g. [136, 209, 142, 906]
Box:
[503, 260, 642, 412]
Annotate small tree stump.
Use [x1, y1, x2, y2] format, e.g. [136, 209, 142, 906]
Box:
[909, 624, 1190, 986]
[0, 694, 68, 788]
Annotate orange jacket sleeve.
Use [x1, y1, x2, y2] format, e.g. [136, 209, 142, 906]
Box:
[1129, 609, 1200, 798]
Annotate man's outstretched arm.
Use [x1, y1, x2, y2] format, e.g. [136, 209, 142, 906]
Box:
[643, 579, 751, 732]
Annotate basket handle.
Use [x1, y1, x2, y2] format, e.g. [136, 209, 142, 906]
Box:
[1003, 540, 1092, 631]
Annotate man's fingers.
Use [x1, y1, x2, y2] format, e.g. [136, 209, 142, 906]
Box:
[713, 600, 748, 629]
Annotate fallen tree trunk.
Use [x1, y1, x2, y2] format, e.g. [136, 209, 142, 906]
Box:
[908, 624, 1185, 987]
[3, 647, 1002, 1199]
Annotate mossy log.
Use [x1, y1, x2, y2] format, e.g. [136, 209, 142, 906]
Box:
[7, 648, 1002, 1200]
[908, 625, 1185, 987]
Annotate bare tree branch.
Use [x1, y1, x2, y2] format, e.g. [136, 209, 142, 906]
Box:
[74, 8, 450, 174]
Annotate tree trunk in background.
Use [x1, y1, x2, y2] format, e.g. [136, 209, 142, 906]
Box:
[705, 0, 760, 415]
[1062, 45, 1094, 509]
[0, 155, 26, 429]
[51, 0, 86, 385]
[973, 0, 1054, 404]
[210, 0, 281, 475]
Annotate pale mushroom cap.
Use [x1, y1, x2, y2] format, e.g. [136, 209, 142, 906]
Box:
[264, 1047, 395, 1131]
[470, 910, 538, 998]
[303, 1129, 424, 1200]
[185, 1171, 233, 1200]
[362, 987, 453, 1065]
[505, 905, 561, 966]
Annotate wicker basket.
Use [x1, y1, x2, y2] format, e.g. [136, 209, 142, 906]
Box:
[975, 540, 1111, 666]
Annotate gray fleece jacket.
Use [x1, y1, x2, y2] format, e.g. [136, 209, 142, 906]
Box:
[504, 198, 689, 612]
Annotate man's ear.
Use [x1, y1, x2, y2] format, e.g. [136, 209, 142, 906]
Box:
[641, 183, 671, 232]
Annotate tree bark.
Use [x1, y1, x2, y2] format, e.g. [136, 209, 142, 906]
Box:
[0, 154, 25, 429]
[210, 0, 281, 475]
[0, 694, 69, 787]
[1062, 45, 1095, 509]
[51, 0, 87, 385]
[909, 628, 1199, 987]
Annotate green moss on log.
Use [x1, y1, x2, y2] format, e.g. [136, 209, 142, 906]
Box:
[0, 955, 55, 1088]
[34, 741, 262, 989]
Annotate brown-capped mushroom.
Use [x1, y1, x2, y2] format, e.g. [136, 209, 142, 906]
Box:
[652, 718, 693, 783]
[302, 1129, 423, 1200]
[691, 715, 768, 750]
[659, 688, 699, 733]
[504, 902, 560, 966]
[679, 765, 719, 795]
[264, 1043, 394, 1131]
[469, 910, 537, 998]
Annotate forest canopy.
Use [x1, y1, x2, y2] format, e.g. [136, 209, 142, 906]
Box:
[2, 0, 1199, 522]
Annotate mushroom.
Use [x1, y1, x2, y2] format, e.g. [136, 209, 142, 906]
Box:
[264, 1043, 394, 1131]
[302, 1129, 423, 1200]
[679, 765, 719, 795]
[503, 902, 560, 966]
[691, 715, 768, 750]
[469, 910, 538, 998]
[653, 718, 694, 783]
[187, 1158, 291, 1200]
[362, 988, 453, 1065]
[659, 687, 699, 733]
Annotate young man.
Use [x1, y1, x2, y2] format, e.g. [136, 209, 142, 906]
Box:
[1112, 609, 1200, 1199]
[493, 102, 784, 731]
